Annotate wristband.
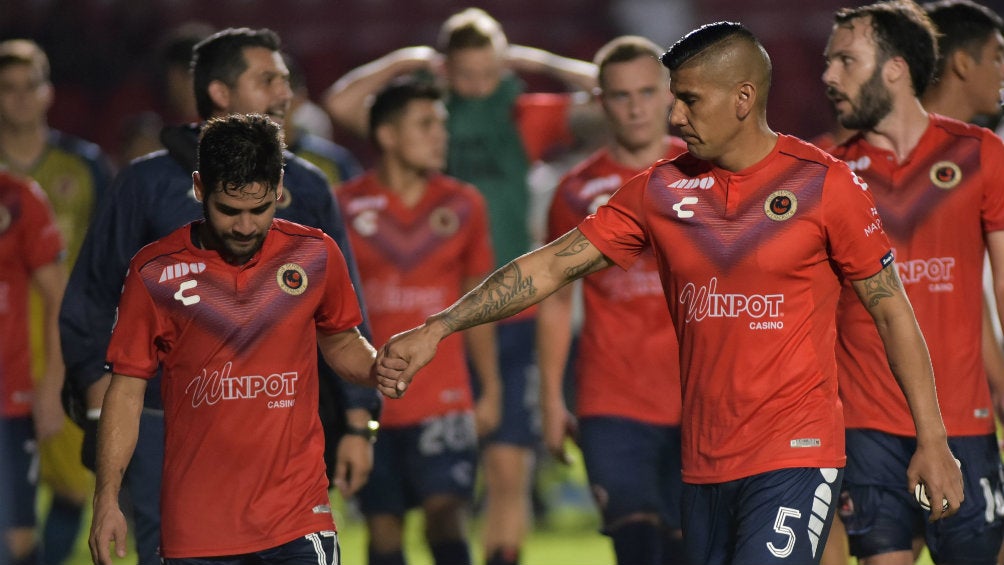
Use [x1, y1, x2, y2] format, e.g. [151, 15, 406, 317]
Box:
[343, 420, 380, 443]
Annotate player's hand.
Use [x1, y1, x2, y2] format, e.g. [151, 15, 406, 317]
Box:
[376, 323, 443, 398]
[89, 496, 128, 565]
[474, 382, 501, 439]
[906, 441, 964, 521]
[333, 434, 373, 498]
[542, 396, 578, 465]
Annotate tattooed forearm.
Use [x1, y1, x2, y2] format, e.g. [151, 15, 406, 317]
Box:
[859, 264, 902, 308]
[564, 254, 606, 280]
[437, 262, 538, 332]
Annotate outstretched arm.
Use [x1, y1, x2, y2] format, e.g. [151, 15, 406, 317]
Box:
[318, 328, 379, 387]
[506, 44, 597, 93]
[851, 263, 963, 520]
[376, 228, 612, 398]
[323, 46, 438, 137]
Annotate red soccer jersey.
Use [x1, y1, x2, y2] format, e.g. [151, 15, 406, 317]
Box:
[106, 219, 363, 557]
[515, 92, 573, 163]
[548, 142, 687, 425]
[338, 172, 494, 427]
[830, 115, 1004, 436]
[579, 135, 892, 484]
[0, 173, 63, 418]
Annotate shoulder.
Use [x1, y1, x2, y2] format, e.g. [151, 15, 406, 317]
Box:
[928, 113, 987, 142]
[48, 130, 108, 162]
[131, 225, 191, 269]
[776, 134, 847, 168]
[271, 217, 327, 241]
[283, 152, 329, 190]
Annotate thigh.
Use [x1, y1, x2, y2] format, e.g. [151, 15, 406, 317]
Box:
[579, 417, 679, 529]
[484, 319, 540, 448]
[0, 417, 38, 529]
[925, 434, 1004, 564]
[411, 412, 479, 501]
[257, 531, 339, 565]
[842, 429, 922, 558]
[683, 467, 843, 565]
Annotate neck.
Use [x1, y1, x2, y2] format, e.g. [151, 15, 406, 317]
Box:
[608, 136, 671, 170]
[863, 97, 929, 163]
[378, 159, 430, 207]
[715, 122, 778, 172]
[921, 82, 974, 123]
[0, 123, 47, 172]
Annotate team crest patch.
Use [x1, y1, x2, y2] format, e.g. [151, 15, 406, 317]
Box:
[276, 188, 293, 210]
[929, 161, 961, 190]
[764, 190, 797, 221]
[429, 207, 459, 236]
[277, 263, 307, 295]
[0, 204, 10, 234]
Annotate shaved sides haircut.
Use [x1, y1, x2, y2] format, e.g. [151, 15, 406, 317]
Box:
[660, 21, 772, 100]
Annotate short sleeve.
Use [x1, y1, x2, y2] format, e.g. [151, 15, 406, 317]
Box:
[980, 129, 1004, 234]
[316, 235, 364, 335]
[21, 180, 64, 272]
[105, 262, 164, 379]
[823, 163, 893, 280]
[577, 171, 651, 271]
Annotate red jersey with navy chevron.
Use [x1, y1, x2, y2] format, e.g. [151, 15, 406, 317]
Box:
[105, 218, 363, 557]
[578, 135, 892, 484]
[0, 172, 64, 417]
[831, 115, 1004, 437]
[338, 172, 494, 427]
[548, 141, 686, 425]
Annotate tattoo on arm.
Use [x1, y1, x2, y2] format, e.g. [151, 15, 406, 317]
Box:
[860, 264, 902, 308]
[439, 263, 537, 332]
[555, 231, 606, 280]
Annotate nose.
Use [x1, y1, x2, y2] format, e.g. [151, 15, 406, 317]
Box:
[821, 61, 837, 87]
[234, 213, 256, 236]
[669, 99, 686, 129]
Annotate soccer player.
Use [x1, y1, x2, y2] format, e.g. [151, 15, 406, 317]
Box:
[61, 28, 379, 565]
[0, 171, 65, 565]
[822, 1, 1004, 564]
[338, 78, 500, 565]
[375, 21, 965, 565]
[324, 10, 596, 564]
[0, 38, 113, 565]
[88, 113, 386, 565]
[536, 35, 688, 565]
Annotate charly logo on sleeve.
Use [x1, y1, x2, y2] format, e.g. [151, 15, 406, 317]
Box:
[277, 263, 308, 295]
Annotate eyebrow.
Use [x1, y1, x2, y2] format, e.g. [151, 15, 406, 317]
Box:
[214, 200, 273, 214]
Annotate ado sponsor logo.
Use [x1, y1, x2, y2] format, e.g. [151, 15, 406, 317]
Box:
[159, 262, 206, 283]
[667, 176, 716, 190]
[680, 277, 784, 330]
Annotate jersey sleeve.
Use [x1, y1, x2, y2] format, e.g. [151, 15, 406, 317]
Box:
[105, 262, 163, 379]
[60, 164, 153, 390]
[577, 171, 651, 271]
[822, 163, 893, 280]
[21, 180, 64, 272]
[980, 129, 1004, 234]
[316, 235, 365, 335]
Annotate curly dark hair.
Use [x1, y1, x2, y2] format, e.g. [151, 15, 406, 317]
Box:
[197, 113, 285, 198]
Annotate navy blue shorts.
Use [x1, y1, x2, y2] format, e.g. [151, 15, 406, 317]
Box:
[682, 467, 843, 565]
[0, 416, 38, 529]
[357, 412, 478, 516]
[162, 530, 338, 565]
[579, 416, 683, 531]
[842, 429, 1004, 563]
[473, 318, 540, 448]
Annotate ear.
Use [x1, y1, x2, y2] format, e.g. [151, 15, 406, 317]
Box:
[882, 56, 910, 88]
[192, 171, 205, 203]
[375, 122, 396, 153]
[275, 171, 284, 202]
[947, 49, 973, 81]
[40, 81, 54, 112]
[735, 82, 756, 120]
[207, 80, 231, 115]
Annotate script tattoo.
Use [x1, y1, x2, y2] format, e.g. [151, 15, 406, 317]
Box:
[440, 263, 537, 332]
[860, 264, 902, 308]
